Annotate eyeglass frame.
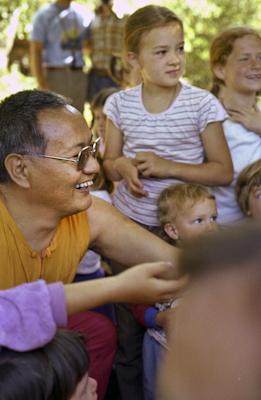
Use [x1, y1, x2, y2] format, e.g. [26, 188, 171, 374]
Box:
[21, 136, 101, 171]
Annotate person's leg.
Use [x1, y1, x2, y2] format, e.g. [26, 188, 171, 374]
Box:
[111, 224, 162, 400]
[67, 69, 86, 113]
[68, 310, 117, 400]
[143, 332, 163, 400]
[46, 69, 86, 113]
[86, 70, 119, 103]
[114, 303, 145, 400]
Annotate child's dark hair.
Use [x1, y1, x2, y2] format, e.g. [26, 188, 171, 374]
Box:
[90, 87, 119, 129]
[0, 330, 89, 400]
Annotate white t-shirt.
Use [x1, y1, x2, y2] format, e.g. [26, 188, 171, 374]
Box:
[211, 118, 261, 225]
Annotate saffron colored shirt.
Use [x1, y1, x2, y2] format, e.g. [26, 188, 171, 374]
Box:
[104, 83, 226, 226]
[0, 199, 90, 290]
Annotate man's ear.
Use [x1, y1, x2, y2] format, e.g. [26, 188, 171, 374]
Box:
[212, 63, 225, 81]
[4, 154, 31, 188]
[164, 222, 179, 241]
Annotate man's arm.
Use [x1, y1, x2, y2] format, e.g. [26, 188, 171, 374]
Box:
[65, 262, 186, 315]
[30, 40, 48, 90]
[87, 196, 180, 276]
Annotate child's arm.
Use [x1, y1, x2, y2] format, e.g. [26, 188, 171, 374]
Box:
[227, 107, 261, 135]
[103, 119, 148, 197]
[135, 122, 233, 186]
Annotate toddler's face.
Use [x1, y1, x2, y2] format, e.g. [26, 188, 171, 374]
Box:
[248, 186, 261, 219]
[172, 198, 218, 243]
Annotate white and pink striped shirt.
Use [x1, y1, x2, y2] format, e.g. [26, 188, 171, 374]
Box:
[104, 83, 226, 226]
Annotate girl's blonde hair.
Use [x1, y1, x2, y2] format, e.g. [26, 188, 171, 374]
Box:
[158, 183, 215, 227]
[124, 5, 183, 55]
[210, 26, 261, 97]
[235, 160, 261, 216]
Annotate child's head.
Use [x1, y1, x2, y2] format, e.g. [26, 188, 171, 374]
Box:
[236, 159, 261, 219]
[0, 330, 97, 400]
[124, 6, 184, 87]
[158, 183, 218, 246]
[90, 87, 119, 140]
[210, 26, 261, 97]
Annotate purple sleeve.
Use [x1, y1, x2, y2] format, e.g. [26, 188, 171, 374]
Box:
[0, 280, 67, 351]
[47, 282, 67, 327]
[144, 306, 159, 328]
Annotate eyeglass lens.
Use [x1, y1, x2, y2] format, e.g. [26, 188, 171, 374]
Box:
[78, 141, 100, 170]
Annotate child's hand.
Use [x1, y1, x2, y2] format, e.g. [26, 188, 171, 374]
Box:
[135, 151, 170, 178]
[115, 156, 148, 197]
[227, 107, 261, 135]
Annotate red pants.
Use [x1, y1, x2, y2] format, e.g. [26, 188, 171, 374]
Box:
[68, 310, 117, 400]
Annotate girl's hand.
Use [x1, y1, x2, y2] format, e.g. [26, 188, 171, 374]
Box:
[115, 156, 148, 197]
[135, 151, 170, 178]
[227, 107, 261, 135]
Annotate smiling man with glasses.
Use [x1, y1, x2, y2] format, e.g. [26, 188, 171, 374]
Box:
[0, 89, 181, 400]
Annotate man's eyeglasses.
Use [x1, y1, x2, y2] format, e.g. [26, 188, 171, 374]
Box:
[24, 137, 100, 171]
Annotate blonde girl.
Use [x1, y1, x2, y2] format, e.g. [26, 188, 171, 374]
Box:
[210, 27, 261, 224]
[103, 5, 232, 229]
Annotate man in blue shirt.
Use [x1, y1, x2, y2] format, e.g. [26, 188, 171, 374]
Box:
[30, 0, 88, 113]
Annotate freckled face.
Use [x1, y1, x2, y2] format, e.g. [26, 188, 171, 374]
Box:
[136, 22, 185, 89]
[27, 106, 99, 218]
[219, 35, 261, 94]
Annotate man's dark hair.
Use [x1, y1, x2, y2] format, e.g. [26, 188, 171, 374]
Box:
[0, 90, 68, 183]
[0, 330, 89, 400]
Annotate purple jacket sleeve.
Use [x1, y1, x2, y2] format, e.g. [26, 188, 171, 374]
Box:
[0, 280, 67, 351]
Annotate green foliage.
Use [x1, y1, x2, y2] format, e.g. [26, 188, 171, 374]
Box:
[0, 0, 260, 91]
